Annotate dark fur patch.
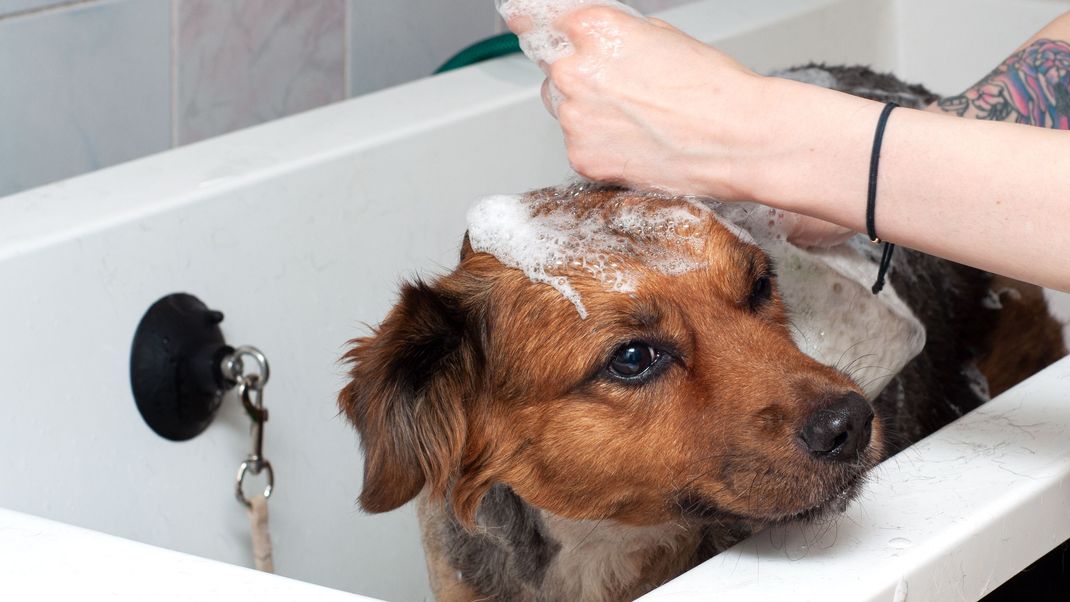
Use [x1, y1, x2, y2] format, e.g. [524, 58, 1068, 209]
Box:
[443, 486, 561, 599]
[872, 250, 995, 451]
[338, 280, 474, 513]
[799, 63, 940, 107]
[390, 282, 468, 396]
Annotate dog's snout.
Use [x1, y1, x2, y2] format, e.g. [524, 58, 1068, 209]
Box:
[799, 392, 873, 461]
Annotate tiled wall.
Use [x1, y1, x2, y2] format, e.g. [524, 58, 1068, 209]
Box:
[0, 0, 696, 198]
[177, 0, 346, 145]
[0, 0, 172, 197]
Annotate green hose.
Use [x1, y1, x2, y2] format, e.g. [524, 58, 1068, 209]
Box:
[435, 33, 522, 74]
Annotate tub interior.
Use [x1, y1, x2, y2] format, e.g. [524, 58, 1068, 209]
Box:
[1, 0, 1068, 600]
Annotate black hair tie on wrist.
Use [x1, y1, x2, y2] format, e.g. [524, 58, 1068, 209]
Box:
[867, 102, 898, 294]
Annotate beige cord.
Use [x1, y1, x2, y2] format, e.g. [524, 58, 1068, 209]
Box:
[248, 494, 275, 573]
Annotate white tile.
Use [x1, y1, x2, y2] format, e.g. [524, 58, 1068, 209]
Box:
[176, 0, 346, 145]
[0, 0, 72, 18]
[896, 0, 1070, 95]
[0, 0, 171, 197]
[348, 0, 501, 96]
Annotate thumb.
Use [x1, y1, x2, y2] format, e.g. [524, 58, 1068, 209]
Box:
[503, 13, 533, 35]
[646, 17, 678, 31]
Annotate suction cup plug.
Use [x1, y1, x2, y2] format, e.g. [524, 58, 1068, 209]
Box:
[130, 293, 233, 441]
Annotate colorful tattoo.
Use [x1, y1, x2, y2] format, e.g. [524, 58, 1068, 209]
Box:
[937, 38, 1070, 128]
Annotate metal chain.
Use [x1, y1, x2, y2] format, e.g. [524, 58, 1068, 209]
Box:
[222, 346, 274, 509]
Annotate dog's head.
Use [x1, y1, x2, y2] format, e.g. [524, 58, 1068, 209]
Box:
[340, 186, 882, 529]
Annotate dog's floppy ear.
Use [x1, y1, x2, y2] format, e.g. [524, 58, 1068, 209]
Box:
[339, 279, 476, 513]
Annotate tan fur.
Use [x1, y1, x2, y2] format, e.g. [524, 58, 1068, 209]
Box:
[418, 500, 484, 602]
[537, 513, 701, 601]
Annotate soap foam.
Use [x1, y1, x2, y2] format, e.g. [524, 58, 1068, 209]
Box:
[466, 185, 704, 318]
[496, 0, 642, 65]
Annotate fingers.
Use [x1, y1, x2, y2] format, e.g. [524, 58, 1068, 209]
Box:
[503, 14, 533, 35]
[554, 4, 638, 48]
[646, 17, 676, 30]
[786, 215, 857, 248]
[541, 78, 556, 118]
[541, 77, 568, 118]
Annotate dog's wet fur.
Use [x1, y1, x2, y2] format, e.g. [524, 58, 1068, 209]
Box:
[338, 65, 1067, 601]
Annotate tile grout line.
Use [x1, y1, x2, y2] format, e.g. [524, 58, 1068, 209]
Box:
[343, 0, 350, 98]
[170, 0, 179, 147]
[0, 0, 97, 22]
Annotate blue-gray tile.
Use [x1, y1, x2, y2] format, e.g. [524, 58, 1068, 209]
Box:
[348, 0, 501, 97]
[0, 0, 171, 197]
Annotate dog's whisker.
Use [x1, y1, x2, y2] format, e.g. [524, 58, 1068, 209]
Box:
[786, 320, 811, 347]
[857, 372, 898, 391]
[845, 362, 894, 376]
[840, 352, 879, 376]
[833, 340, 870, 372]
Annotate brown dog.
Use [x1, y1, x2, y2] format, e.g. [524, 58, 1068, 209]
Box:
[339, 68, 1066, 601]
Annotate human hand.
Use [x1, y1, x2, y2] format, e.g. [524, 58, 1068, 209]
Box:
[506, 6, 773, 200]
[782, 214, 857, 248]
[505, 5, 866, 248]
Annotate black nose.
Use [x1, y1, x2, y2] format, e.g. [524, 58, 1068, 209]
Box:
[799, 392, 874, 461]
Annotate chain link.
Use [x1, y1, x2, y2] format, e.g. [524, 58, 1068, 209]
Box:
[223, 346, 274, 508]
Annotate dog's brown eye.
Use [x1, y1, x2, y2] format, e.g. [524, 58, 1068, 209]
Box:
[748, 275, 773, 310]
[608, 342, 660, 380]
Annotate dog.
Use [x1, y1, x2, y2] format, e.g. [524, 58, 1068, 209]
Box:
[338, 66, 1067, 601]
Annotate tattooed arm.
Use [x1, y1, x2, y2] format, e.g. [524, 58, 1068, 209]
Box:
[767, 18, 1070, 289]
[790, 16, 1070, 247]
[930, 16, 1070, 127]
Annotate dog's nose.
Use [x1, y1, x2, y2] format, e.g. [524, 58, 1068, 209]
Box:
[799, 392, 873, 461]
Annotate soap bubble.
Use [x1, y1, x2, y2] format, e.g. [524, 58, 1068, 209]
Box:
[466, 186, 708, 319]
[496, 0, 642, 65]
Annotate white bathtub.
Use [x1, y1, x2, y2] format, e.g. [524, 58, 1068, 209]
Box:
[2, 0, 1069, 600]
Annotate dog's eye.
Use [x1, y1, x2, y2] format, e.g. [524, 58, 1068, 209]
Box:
[608, 342, 661, 380]
[748, 274, 773, 310]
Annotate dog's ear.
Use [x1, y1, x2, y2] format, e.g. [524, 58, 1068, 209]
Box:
[460, 233, 475, 262]
[339, 279, 476, 513]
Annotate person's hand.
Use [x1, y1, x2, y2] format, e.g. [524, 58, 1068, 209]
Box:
[507, 7, 861, 247]
[508, 6, 773, 200]
[784, 215, 857, 247]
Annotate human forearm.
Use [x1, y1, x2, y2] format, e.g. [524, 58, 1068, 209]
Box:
[871, 110, 1068, 290]
[744, 81, 1070, 290]
[787, 12, 1070, 247]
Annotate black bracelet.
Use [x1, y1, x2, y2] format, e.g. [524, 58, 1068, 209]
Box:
[867, 102, 898, 294]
